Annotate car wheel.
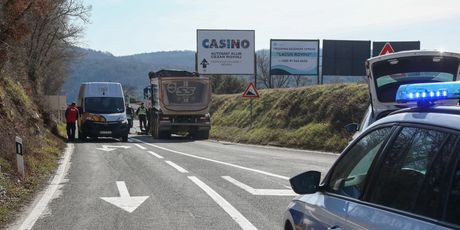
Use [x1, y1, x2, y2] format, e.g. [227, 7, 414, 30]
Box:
[284, 221, 293, 230]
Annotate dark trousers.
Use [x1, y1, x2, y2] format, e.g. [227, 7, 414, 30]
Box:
[66, 122, 76, 141]
[139, 115, 146, 131]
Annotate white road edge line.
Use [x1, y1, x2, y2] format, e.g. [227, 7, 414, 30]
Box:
[131, 138, 289, 180]
[18, 144, 74, 230]
[147, 151, 164, 159]
[165, 161, 189, 173]
[134, 143, 147, 150]
[222, 176, 297, 196]
[188, 176, 257, 230]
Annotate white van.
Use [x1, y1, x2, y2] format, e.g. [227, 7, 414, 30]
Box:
[77, 82, 129, 142]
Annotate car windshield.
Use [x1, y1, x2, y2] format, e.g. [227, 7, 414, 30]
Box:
[372, 56, 459, 102]
[85, 97, 125, 114]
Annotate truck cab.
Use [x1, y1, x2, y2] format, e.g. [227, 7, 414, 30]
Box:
[350, 50, 460, 138]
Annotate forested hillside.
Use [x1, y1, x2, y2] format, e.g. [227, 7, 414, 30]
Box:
[65, 48, 195, 101]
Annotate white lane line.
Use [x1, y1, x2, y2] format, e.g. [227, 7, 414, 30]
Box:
[134, 143, 146, 150]
[188, 176, 257, 230]
[147, 151, 164, 159]
[222, 176, 296, 196]
[165, 161, 189, 173]
[18, 144, 74, 230]
[131, 138, 289, 180]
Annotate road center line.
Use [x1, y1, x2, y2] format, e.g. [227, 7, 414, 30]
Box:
[188, 176, 257, 230]
[131, 138, 289, 180]
[147, 151, 164, 159]
[134, 143, 146, 150]
[18, 144, 74, 230]
[165, 161, 189, 173]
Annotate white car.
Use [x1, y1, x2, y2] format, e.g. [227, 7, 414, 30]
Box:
[284, 81, 460, 230]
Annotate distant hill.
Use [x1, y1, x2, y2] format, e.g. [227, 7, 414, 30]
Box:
[64, 48, 195, 102]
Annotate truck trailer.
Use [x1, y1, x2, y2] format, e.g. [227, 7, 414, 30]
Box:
[146, 70, 211, 139]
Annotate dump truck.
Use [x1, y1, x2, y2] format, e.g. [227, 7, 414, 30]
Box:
[145, 69, 211, 139]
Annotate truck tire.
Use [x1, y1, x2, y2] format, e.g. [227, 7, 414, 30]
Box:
[194, 130, 209, 140]
[152, 119, 159, 138]
[159, 131, 170, 139]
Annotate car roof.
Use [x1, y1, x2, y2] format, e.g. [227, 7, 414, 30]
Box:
[368, 106, 460, 131]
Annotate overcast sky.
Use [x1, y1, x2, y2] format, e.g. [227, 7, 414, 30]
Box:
[81, 0, 460, 56]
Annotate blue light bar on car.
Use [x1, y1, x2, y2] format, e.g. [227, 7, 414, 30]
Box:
[396, 82, 460, 103]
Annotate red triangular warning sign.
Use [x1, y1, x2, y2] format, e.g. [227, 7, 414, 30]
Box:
[379, 42, 395, 56]
[242, 83, 259, 98]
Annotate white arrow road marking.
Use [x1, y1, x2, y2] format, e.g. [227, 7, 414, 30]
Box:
[130, 138, 289, 180]
[147, 151, 164, 159]
[134, 144, 146, 150]
[96, 145, 131, 152]
[100, 181, 149, 213]
[223, 176, 296, 196]
[188, 176, 257, 230]
[165, 161, 189, 173]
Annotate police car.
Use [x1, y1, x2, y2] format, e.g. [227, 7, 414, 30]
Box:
[345, 50, 460, 138]
[283, 82, 460, 230]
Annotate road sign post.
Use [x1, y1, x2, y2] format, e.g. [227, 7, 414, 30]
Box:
[242, 83, 260, 128]
[15, 136, 24, 177]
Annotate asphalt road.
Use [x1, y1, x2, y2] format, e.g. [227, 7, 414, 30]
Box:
[11, 129, 338, 230]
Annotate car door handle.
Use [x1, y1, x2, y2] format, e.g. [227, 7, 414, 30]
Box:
[328, 226, 343, 230]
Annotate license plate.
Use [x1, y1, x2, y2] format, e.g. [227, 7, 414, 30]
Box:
[100, 131, 112, 135]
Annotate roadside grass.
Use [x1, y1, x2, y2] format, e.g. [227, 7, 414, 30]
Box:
[57, 122, 67, 138]
[0, 130, 64, 224]
[210, 84, 369, 152]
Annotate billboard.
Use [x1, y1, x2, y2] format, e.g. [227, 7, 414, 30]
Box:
[197, 29, 255, 75]
[270, 39, 319, 76]
[322, 40, 371, 76]
[372, 41, 420, 57]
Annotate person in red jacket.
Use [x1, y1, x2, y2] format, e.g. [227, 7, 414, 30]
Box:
[65, 102, 79, 142]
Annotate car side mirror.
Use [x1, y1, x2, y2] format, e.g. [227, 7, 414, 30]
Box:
[290, 171, 321, 195]
[344, 123, 358, 133]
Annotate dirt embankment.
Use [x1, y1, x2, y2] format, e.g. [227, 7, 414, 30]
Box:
[210, 84, 369, 152]
[0, 73, 65, 225]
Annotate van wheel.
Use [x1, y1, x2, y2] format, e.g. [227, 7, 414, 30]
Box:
[78, 131, 86, 141]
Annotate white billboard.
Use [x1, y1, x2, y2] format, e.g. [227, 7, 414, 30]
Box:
[270, 40, 319, 76]
[197, 30, 255, 75]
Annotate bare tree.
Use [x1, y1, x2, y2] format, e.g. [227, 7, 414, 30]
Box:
[256, 50, 271, 88]
[0, 0, 35, 70]
[25, 0, 90, 94]
[256, 50, 290, 88]
[293, 75, 303, 87]
[273, 75, 291, 88]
